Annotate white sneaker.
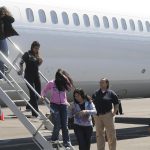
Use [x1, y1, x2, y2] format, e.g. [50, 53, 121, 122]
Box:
[65, 147, 71, 150]
[0, 79, 4, 83]
[64, 143, 72, 150]
[51, 140, 59, 144]
[37, 116, 43, 120]
[30, 116, 37, 119]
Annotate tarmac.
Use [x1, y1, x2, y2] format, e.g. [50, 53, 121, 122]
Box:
[0, 98, 150, 150]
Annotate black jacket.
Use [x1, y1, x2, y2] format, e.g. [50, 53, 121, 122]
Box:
[92, 89, 119, 115]
[20, 51, 41, 79]
[0, 16, 19, 39]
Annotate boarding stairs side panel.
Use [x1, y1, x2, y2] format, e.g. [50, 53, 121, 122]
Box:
[0, 58, 61, 150]
[0, 87, 53, 150]
[0, 70, 67, 150]
[0, 38, 76, 150]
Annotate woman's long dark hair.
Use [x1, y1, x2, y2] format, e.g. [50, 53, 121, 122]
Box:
[73, 88, 92, 104]
[30, 41, 40, 56]
[0, 6, 12, 18]
[31, 41, 40, 50]
[55, 69, 74, 91]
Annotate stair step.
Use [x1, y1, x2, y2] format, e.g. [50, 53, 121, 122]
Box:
[4, 90, 23, 93]
[13, 99, 25, 103]
[0, 39, 75, 150]
[12, 99, 27, 106]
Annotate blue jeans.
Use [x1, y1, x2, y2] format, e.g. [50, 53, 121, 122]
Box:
[74, 124, 93, 150]
[0, 39, 8, 79]
[51, 103, 71, 146]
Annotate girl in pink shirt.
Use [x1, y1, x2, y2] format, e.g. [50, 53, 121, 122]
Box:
[41, 69, 74, 148]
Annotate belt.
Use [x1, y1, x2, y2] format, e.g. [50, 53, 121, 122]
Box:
[97, 111, 111, 115]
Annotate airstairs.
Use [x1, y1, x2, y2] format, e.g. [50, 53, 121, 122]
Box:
[0, 38, 75, 150]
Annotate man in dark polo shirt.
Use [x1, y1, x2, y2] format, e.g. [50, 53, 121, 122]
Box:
[92, 78, 119, 150]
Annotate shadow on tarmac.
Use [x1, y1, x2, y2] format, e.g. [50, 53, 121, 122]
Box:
[0, 126, 150, 150]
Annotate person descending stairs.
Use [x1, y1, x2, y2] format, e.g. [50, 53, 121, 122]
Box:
[0, 38, 76, 150]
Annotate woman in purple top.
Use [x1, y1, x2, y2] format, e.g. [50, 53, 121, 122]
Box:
[68, 88, 97, 150]
[41, 69, 74, 148]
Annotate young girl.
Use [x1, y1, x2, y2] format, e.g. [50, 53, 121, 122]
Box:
[68, 88, 97, 150]
[41, 69, 74, 149]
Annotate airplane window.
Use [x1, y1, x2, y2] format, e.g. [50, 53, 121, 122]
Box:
[138, 20, 143, 31]
[62, 12, 69, 25]
[26, 8, 34, 22]
[103, 16, 109, 28]
[38, 9, 46, 23]
[129, 19, 135, 31]
[145, 21, 150, 32]
[93, 15, 100, 27]
[72, 13, 80, 26]
[121, 18, 127, 30]
[112, 17, 118, 29]
[83, 14, 90, 27]
[50, 10, 58, 24]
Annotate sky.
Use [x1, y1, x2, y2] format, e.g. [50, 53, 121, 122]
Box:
[43, 0, 150, 17]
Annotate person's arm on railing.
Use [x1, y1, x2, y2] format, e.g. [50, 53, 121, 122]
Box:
[17, 59, 24, 75]
[18, 52, 28, 75]
[41, 81, 53, 102]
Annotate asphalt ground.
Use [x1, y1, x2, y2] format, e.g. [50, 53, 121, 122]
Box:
[0, 98, 150, 150]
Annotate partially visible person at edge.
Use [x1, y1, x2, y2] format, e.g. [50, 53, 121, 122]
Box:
[41, 69, 74, 149]
[68, 88, 97, 150]
[92, 78, 119, 150]
[116, 99, 124, 115]
[0, 6, 18, 79]
[18, 41, 43, 117]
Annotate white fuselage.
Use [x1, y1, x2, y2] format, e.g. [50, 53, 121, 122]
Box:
[1, 0, 150, 98]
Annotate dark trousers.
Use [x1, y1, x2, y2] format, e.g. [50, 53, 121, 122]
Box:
[25, 75, 41, 117]
[0, 39, 8, 79]
[116, 102, 123, 115]
[74, 124, 93, 150]
[51, 103, 70, 146]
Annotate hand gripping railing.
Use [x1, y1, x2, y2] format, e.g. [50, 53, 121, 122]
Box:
[3, 39, 57, 129]
[7, 38, 49, 102]
[0, 51, 52, 115]
[7, 38, 49, 82]
[0, 39, 76, 150]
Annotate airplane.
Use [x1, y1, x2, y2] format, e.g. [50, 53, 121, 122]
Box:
[1, 0, 150, 101]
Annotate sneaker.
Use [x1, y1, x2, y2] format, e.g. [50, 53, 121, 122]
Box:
[37, 116, 43, 120]
[65, 146, 71, 150]
[64, 143, 72, 150]
[30, 116, 37, 119]
[0, 78, 4, 82]
[30, 116, 41, 122]
[51, 140, 59, 144]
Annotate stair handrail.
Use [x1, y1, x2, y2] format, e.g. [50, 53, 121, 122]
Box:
[0, 51, 52, 114]
[7, 38, 49, 82]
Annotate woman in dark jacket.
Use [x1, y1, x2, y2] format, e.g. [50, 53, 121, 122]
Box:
[0, 6, 18, 79]
[18, 41, 43, 117]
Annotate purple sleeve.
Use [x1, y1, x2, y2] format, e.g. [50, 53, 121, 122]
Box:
[41, 81, 53, 96]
